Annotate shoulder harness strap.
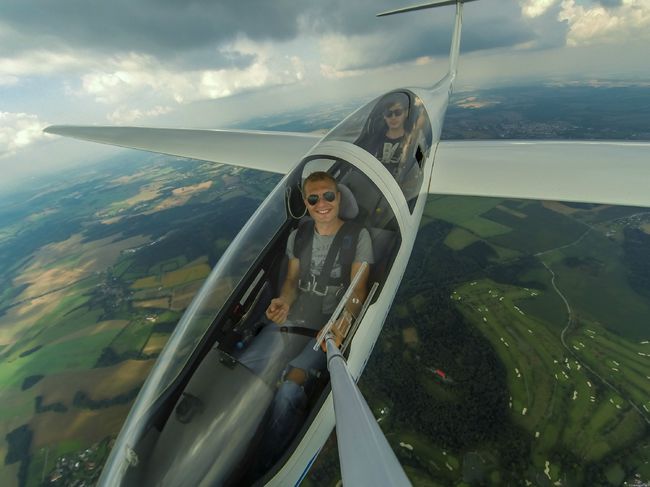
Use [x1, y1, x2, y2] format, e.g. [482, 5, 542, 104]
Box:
[295, 220, 315, 289]
[297, 221, 362, 294]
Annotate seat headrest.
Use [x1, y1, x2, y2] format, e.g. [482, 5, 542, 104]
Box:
[338, 183, 358, 220]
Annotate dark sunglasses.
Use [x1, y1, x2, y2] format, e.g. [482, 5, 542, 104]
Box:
[306, 191, 336, 206]
[384, 108, 404, 118]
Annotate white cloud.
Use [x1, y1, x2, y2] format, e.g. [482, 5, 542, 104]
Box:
[0, 112, 52, 157]
[519, 0, 558, 18]
[107, 105, 173, 124]
[76, 38, 305, 122]
[318, 33, 383, 78]
[198, 37, 305, 98]
[559, 0, 650, 46]
[80, 52, 192, 105]
[0, 50, 91, 77]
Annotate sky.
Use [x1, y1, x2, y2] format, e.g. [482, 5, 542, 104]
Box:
[1, 0, 649, 189]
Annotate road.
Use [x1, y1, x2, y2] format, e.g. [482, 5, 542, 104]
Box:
[536, 248, 650, 425]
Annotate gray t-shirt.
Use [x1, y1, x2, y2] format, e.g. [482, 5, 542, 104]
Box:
[286, 225, 374, 313]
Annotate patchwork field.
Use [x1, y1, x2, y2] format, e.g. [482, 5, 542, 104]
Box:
[0, 155, 272, 486]
[452, 277, 649, 482]
[320, 195, 650, 486]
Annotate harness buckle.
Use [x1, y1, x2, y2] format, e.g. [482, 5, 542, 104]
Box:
[311, 273, 328, 296]
[298, 274, 328, 296]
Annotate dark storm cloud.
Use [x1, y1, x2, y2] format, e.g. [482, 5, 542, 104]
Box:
[305, 1, 553, 71]
[0, 0, 308, 66]
[304, 0, 516, 42]
[0, 0, 565, 72]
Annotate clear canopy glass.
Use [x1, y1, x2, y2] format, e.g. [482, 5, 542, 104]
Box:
[101, 155, 402, 485]
[326, 90, 433, 210]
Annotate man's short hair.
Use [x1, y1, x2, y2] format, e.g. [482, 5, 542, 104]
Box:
[382, 92, 409, 111]
[302, 171, 338, 195]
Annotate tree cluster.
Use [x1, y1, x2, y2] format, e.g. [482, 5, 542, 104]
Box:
[362, 219, 531, 480]
[4, 424, 32, 487]
[623, 227, 650, 298]
[34, 395, 68, 413]
[73, 387, 140, 410]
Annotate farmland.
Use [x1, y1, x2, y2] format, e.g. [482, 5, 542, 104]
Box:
[310, 194, 650, 486]
[0, 153, 277, 486]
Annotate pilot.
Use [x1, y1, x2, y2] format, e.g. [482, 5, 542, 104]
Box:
[240, 170, 373, 463]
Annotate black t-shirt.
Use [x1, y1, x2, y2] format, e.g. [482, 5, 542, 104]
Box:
[375, 134, 404, 177]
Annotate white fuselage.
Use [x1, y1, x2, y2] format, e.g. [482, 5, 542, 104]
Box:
[266, 83, 451, 485]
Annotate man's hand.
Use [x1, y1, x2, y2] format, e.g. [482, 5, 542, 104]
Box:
[266, 297, 290, 324]
[319, 315, 348, 352]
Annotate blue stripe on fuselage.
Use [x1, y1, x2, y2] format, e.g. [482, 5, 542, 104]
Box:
[295, 451, 320, 486]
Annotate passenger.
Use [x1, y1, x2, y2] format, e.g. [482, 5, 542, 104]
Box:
[239, 171, 373, 467]
[357, 92, 412, 179]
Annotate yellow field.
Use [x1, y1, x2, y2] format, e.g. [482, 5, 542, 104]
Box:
[142, 333, 169, 355]
[50, 320, 128, 346]
[163, 263, 210, 287]
[100, 181, 164, 215]
[495, 204, 527, 219]
[14, 233, 150, 300]
[0, 291, 65, 346]
[30, 404, 132, 449]
[542, 201, 581, 215]
[134, 298, 170, 309]
[37, 359, 155, 405]
[171, 282, 203, 310]
[100, 216, 125, 225]
[455, 96, 499, 109]
[172, 181, 212, 196]
[153, 180, 213, 211]
[132, 262, 211, 290]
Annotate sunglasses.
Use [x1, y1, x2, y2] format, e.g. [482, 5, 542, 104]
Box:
[306, 191, 336, 206]
[384, 108, 404, 118]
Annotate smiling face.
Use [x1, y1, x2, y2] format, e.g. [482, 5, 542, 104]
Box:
[383, 102, 407, 132]
[303, 178, 341, 228]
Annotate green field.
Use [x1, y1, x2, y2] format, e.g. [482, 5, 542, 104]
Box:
[452, 277, 649, 481]
[0, 155, 270, 487]
[540, 230, 650, 340]
[424, 196, 512, 238]
[3, 140, 650, 486]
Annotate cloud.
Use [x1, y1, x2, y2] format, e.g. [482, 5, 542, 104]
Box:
[0, 0, 307, 59]
[559, 0, 650, 46]
[519, 0, 558, 18]
[314, 5, 536, 75]
[73, 38, 305, 122]
[0, 2, 540, 77]
[0, 50, 93, 77]
[107, 105, 172, 125]
[0, 112, 52, 157]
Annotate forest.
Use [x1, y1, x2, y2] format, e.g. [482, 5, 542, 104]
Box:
[362, 219, 532, 481]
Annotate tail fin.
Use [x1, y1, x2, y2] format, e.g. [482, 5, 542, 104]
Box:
[377, 0, 478, 91]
